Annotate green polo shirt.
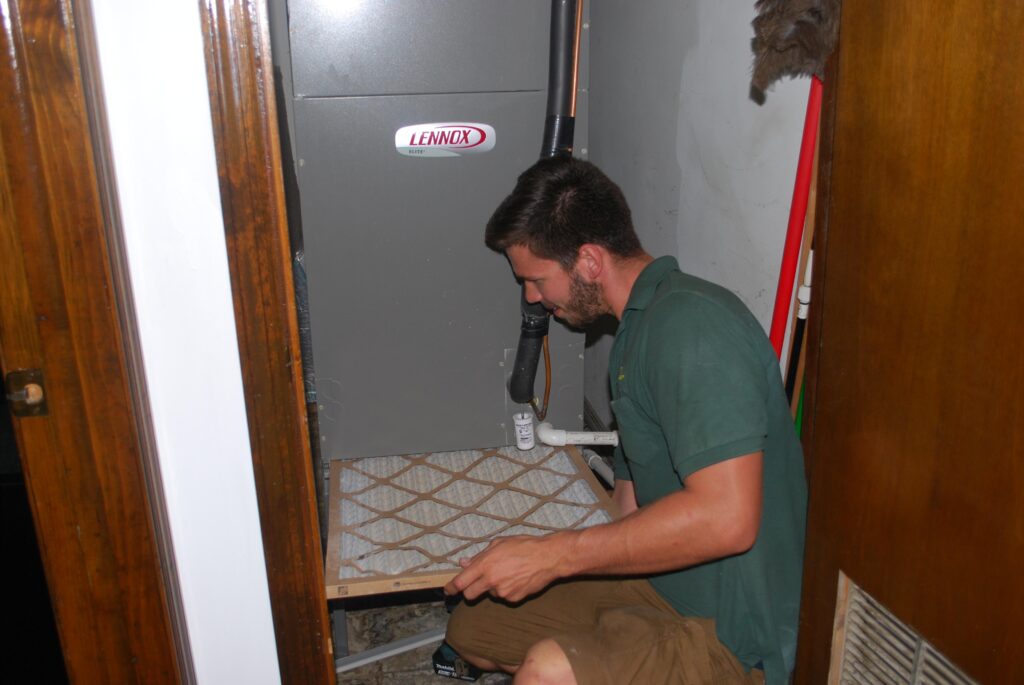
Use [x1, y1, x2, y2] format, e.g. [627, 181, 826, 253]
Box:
[609, 256, 807, 685]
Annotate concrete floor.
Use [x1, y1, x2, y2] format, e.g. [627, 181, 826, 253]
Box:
[334, 593, 510, 685]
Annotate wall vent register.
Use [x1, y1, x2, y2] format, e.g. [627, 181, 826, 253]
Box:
[831, 573, 977, 684]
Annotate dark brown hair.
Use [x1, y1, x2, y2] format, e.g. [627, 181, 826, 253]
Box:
[485, 157, 643, 268]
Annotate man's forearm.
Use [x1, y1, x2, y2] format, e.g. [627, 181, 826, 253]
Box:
[557, 452, 763, 578]
[556, 492, 737, 577]
[445, 452, 762, 602]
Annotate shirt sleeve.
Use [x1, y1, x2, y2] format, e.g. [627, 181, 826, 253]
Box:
[644, 295, 769, 480]
[612, 444, 632, 481]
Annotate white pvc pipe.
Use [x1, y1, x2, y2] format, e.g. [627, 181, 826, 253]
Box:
[536, 422, 619, 447]
[582, 448, 616, 487]
[796, 250, 814, 320]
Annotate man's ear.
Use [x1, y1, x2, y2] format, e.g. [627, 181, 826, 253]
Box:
[575, 243, 605, 281]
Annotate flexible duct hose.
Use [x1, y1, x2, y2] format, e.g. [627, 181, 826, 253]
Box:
[508, 0, 583, 412]
[509, 294, 551, 405]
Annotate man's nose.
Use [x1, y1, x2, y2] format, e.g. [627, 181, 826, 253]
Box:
[523, 281, 542, 304]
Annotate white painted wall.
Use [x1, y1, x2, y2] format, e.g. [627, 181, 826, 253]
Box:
[587, 0, 809, 424]
[88, 3, 281, 683]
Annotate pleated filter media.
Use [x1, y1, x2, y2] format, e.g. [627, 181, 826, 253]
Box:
[325, 444, 617, 598]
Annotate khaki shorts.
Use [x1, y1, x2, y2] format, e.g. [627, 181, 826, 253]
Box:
[446, 577, 764, 685]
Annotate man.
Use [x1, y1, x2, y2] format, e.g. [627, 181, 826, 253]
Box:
[445, 158, 806, 685]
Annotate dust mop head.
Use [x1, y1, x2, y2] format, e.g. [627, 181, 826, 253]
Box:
[751, 0, 840, 100]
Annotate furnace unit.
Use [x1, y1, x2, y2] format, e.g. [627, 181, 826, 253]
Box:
[271, 0, 588, 461]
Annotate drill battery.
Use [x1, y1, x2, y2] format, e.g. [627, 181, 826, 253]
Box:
[432, 641, 481, 681]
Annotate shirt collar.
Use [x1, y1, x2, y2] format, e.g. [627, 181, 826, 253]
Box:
[623, 256, 679, 313]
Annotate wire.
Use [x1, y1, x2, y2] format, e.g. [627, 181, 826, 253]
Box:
[530, 335, 552, 421]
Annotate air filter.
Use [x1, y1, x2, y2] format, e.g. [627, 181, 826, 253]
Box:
[325, 444, 616, 598]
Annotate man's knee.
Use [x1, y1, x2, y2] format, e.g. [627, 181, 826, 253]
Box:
[514, 639, 577, 685]
[446, 603, 516, 672]
[445, 602, 478, 657]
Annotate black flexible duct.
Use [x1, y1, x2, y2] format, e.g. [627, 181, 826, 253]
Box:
[509, 292, 551, 404]
[508, 0, 581, 407]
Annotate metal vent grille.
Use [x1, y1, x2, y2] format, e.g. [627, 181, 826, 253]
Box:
[833, 574, 977, 685]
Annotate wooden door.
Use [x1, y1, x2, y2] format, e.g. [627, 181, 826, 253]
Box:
[0, 0, 183, 682]
[797, 1, 1024, 682]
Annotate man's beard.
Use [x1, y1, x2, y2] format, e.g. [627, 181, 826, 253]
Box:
[559, 270, 606, 327]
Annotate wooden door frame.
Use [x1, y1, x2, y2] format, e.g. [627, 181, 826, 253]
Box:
[793, 50, 838, 683]
[199, 1, 335, 683]
[0, 0, 186, 682]
[0, 0, 333, 682]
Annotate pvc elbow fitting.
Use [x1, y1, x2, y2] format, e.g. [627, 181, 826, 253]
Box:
[536, 422, 619, 447]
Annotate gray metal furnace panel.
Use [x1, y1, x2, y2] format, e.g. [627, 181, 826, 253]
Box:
[295, 91, 585, 460]
[289, 0, 550, 98]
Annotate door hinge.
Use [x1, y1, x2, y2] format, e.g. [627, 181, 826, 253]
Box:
[4, 368, 48, 417]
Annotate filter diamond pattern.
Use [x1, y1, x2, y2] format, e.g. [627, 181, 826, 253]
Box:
[477, 491, 539, 519]
[353, 517, 420, 544]
[559, 479, 598, 505]
[426, 450, 484, 472]
[396, 500, 459, 527]
[509, 469, 569, 495]
[542, 452, 576, 475]
[442, 513, 508, 538]
[392, 464, 451, 493]
[524, 502, 588, 528]
[581, 510, 613, 527]
[327, 445, 617, 598]
[433, 480, 492, 507]
[502, 524, 553, 537]
[409, 532, 470, 556]
[352, 484, 416, 510]
[466, 456, 523, 483]
[340, 468, 373, 493]
[340, 500, 377, 526]
[352, 455, 409, 479]
[354, 549, 429, 575]
[340, 532, 374, 559]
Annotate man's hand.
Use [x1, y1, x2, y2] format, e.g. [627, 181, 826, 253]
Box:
[443, 533, 575, 603]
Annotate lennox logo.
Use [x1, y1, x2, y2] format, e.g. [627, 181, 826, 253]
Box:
[395, 122, 496, 158]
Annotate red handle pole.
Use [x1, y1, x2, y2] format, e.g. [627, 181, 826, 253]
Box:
[769, 76, 823, 359]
